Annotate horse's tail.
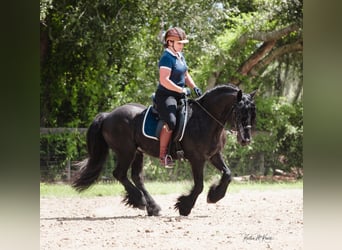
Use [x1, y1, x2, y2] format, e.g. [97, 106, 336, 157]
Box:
[72, 113, 109, 192]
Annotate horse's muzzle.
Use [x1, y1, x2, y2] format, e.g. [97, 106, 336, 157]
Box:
[237, 125, 252, 146]
[240, 138, 251, 146]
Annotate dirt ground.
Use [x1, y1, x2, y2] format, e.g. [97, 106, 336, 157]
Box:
[40, 188, 303, 250]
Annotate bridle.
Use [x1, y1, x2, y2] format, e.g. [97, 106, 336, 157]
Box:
[192, 97, 254, 134]
[192, 99, 235, 129]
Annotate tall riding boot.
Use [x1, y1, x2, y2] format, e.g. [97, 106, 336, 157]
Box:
[159, 125, 174, 168]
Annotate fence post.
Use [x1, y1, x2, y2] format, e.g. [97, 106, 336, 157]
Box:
[67, 160, 71, 182]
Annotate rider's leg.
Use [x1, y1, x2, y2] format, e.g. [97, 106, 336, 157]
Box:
[159, 123, 174, 168]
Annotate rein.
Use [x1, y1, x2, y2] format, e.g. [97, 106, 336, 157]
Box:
[192, 99, 234, 129]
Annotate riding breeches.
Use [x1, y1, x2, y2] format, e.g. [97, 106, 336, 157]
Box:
[155, 89, 183, 131]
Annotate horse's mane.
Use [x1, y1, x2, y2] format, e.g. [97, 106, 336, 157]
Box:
[195, 84, 240, 102]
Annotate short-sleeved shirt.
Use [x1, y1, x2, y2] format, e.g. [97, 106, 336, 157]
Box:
[158, 49, 188, 94]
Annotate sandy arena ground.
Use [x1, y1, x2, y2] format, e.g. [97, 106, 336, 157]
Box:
[40, 188, 303, 250]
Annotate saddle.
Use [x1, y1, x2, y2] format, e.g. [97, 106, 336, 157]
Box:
[142, 94, 188, 143]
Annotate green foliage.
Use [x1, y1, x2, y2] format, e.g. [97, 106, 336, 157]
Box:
[40, 131, 87, 182]
[40, 0, 158, 127]
[142, 157, 196, 182]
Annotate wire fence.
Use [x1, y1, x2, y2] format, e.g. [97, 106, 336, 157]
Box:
[40, 128, 88, 183]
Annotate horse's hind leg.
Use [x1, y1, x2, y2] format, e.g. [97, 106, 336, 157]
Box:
[207, 153, 232, 203]
[113, 151, 147, 210]
[131, 151, 161, 216]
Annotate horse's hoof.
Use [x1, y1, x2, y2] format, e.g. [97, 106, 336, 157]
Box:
[207, 196, 214, 203]
[207, 185, 221, 203]
[138, 205, 146, 210]
[147, 205, 161, 216]
[178, 208, 190, 216]
[123, 192, 147, 209]
[174, 198, 192, 216]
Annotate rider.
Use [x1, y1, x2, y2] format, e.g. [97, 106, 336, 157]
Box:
[155, 27, 202, 167]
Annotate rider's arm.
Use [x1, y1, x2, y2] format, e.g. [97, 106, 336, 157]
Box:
[159, 67, 184, 94]
[185, 71, 197, 89]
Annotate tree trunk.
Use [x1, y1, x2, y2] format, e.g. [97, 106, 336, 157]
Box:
[275, 62, 282, 96]
[40, 22, 50, 64]
[231, 40, 276, 85]
[293, 78, 303, 103]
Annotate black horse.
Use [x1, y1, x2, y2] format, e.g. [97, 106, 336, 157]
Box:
[72, 84, 256, 216]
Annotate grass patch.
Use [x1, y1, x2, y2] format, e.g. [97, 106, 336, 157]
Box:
[229, 180, 303, 193]
[40, 182, 125, 198]
[40, 180, 302, 198]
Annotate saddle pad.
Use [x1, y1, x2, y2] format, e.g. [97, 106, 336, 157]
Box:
[142, 104, 188, 142]
[142, 106, 160, 141]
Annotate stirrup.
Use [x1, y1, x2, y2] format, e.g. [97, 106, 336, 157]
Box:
[161, 155, 174, 168]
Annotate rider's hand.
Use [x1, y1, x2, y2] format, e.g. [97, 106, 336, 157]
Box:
[194, 87, 202, 97]
[182, 87, 191, 97]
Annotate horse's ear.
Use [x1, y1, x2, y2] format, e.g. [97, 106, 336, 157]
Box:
[237, 90, 242, 102]
[249, 89, 257, 99]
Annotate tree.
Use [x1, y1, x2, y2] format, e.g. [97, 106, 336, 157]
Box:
[198, 0, 302, 101]
[40, 0, 156, 127]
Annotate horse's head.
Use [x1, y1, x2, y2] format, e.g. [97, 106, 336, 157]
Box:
[233, 89, 257, 146]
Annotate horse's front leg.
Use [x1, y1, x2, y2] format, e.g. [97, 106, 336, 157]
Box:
[131, 151, 161, 216]
[207, 153, 232, 203]
[175, 159, 205, 216]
